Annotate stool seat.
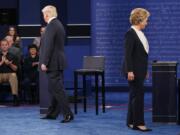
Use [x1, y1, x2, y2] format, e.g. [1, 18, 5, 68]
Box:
[75, 69, 103, 74]
[74, 56, 105, 115]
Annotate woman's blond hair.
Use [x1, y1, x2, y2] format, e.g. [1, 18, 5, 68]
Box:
[129, 8, 150, 25]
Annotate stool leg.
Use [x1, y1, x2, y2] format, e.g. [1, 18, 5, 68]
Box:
[83, 75, 87, 112]
[178, 79, 180, 124]
[74, 72, 78, 114]
[102, 73, 105, 113]
[95, 74, 99, 115]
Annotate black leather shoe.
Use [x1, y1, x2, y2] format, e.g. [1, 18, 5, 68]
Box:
[61, 115, 74, 123]
[41, 115, 56, 120]
[127, 124, 133, 129]
[133, 126, 152, 132]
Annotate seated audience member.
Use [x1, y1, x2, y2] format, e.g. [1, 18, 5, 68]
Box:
[5, 36, 22, 81]
[5, 36, 21, 62]
[24, 44, 39, 82]
[7, 26, 21, 49]
[33, 26, 46, 48]
[23, 44, 39, 103]
[0, 39, 19, 106]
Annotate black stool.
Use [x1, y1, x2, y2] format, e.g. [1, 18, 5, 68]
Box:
[74, 56, 105, 115]
[178, 79, 180, 125]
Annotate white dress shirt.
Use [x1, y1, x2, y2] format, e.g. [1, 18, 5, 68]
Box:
[131, 26, 149, 54]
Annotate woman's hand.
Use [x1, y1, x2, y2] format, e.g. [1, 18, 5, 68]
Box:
[127, 72, 135, 81]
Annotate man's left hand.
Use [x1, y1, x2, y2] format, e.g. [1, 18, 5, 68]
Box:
[41, 64, 48, 71]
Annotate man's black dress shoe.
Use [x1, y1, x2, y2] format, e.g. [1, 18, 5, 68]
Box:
[41, 115, 56, 120]
[133, 126, 152, 132]
[61, 115, 74, 123]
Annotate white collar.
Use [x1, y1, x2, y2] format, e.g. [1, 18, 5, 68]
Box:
[131, 25, 141, 33]
[48, 17, 56, 24]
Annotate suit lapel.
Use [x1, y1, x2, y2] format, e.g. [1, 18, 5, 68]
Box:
[130, 28, 148, 55]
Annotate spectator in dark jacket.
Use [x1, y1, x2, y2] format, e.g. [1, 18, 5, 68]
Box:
[23, 44, 39, 103]
[24, 44, 39, 82]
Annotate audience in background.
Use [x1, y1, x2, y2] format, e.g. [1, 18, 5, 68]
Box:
[23, 44, 39, 85]
[0, 25, 42, 105]
[5, 36, 23, 94]
[5, 36, 21, 63]
[0, 39, 19, 106]
[23, 44, 39, 103]
[7, 26, 21, 49]
[33, 26, 46, 48]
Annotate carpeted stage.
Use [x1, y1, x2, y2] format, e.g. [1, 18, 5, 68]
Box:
[0, 92, 179, 135]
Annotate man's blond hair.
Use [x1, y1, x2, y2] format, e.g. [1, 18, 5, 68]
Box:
[42, 5, 58, 18]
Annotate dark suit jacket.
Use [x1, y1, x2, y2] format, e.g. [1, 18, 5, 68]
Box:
[122, 28, 148, 80]
[39, 18, 67, 71]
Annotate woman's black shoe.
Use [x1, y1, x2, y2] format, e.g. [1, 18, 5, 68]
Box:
[127, 124, 133, 129]
[133, 126, 152, 132]
[61, 115, 74, 123]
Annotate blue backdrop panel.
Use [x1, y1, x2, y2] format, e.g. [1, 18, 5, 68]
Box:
[67, 0, 90, 23]
[64, 43, 91, 87]
[91, 0, 180, 86]
[19, 0, 40, 24]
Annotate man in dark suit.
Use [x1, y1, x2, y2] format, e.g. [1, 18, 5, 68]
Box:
[122, 8, 151, 131]
[40, 5, 73, 123]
